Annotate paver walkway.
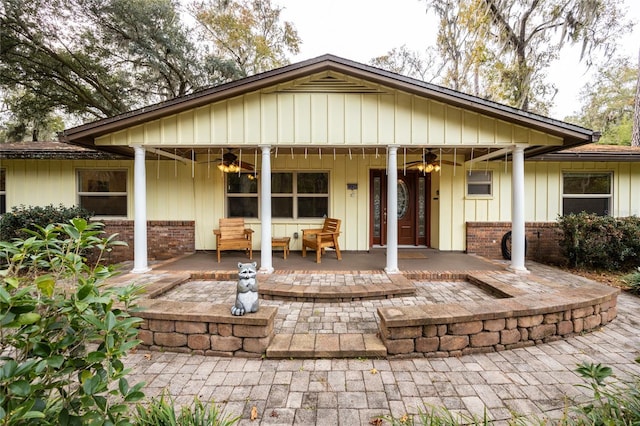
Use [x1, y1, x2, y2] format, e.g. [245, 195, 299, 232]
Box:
[123, 263, 640, 425]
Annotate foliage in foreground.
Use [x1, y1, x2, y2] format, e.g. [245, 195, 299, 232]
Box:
[0, 204, 93, 242]
[557, 212, 640, 271]
[621, 267, 640, 294]
[380, 361, 640, 425]
[0, 218, 143, 425]
[133, 391, 240, 426]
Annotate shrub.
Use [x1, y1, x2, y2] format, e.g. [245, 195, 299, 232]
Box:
[133, 391, 240, 426]
[622, 268, 640, 294]
[0, 204, 93, 242]
[557, 213, 640, 271]
[0, 218, 143, 425]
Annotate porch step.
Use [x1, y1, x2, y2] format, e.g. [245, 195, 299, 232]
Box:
[260, 273, 416, 302]
[266, 333, 387, 359]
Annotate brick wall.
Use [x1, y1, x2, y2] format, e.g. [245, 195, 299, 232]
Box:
[96, 220, 195, 264]
[466, 221, 564, 264]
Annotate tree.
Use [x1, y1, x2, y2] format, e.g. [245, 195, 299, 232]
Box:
[427, 0, 492, 96]
[425, 0, 633, 114]
[0, 89, 65, 142]
[570, 57, 637, 145]
[0, 0, 241, 138]
[193, 0, 301, 77]
[633, 49, 640, 147]
[369, 45, 442, 83]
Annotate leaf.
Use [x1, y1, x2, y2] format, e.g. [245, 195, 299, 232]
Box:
[16, 312, 41, 325]
[35, 275, 55, 298]
[370, 368, 378, 375]
[82, 374, 102, 396]
[118, 377, 129, 395]
[251, 406, 258, 421]
[87, 351, 107, 364]
[0, 286, 11, 303]
[124, 390, 145, 402]
[9, 380, 31, 396]
[105, 311, 116, 332]
[46, 355, 64, 369]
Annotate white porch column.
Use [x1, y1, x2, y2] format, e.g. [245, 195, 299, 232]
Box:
[259, 145, 274, 273]
[131, 145, 150, 273]
[508, 145, 529, 274]
[385, 146, 400, 274]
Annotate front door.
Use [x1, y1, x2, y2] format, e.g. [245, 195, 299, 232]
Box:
[370, 170, 430, 246]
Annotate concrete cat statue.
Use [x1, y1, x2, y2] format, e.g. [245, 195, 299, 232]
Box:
[231, 262, 259, 316]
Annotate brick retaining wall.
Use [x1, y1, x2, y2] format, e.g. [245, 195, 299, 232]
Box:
[377, 273, 619, 358]
[466, 222, 564, 264]
[98, 220, 195, 263]
[136, 300, 276, 357]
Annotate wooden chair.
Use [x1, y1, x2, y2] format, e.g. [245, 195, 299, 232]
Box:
[213, 218, 254, 263]
[301, 218, 342, 263]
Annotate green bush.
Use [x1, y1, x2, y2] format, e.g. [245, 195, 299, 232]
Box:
[0, 204, 93, 242]
[557, 213, 640, 271]
[622, 268, 640, 294]
[133, 391, 239, 426]
[0, 218, 143, 425]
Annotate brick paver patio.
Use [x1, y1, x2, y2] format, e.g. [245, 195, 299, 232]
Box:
[121, 262, 640, 424]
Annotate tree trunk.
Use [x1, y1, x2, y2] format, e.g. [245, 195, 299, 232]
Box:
[632, 48, 640, 147]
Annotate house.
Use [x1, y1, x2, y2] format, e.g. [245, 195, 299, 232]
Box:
[1, 55, 638, 272]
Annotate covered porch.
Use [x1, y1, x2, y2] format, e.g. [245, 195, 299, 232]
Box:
[139, 248, 503, 275]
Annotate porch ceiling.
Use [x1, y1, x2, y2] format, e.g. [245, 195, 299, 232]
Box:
[143, 146, 516, 164]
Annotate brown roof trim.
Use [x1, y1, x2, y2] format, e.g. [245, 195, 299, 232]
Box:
[62, 54, 597, 150]
[0, 141, 126, 160]
[532, 143, 640, 162]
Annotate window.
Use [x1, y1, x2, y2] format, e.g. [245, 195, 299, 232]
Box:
[0, 169, 5, 214]
[467, 170, 492, 196]
[77, 170, 127, 216]
[226, 173, 258, 218]
[226, 172, 329, 218]
[562, 172, 612, 216]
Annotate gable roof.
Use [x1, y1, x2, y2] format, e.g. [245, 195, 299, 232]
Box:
[61, 54, 597, 157]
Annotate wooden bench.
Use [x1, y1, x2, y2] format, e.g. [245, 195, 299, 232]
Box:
[301, 218, 342, 263]
[213, 218, 254, 263]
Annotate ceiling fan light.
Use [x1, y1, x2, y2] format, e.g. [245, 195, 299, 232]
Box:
[434, 164, 441, 172]
[425, 164, 434, 173]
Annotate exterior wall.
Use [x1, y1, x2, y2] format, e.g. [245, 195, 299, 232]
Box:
[458, 160, 640, 253]
[466, 222, 564, 264]
[3, 159, 133, 210]
[100, 220, 195, 263]
[2, 158, 638, 261]
[94, 72, 563, 149]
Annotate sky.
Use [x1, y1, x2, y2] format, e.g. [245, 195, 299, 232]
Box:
[273, 0, 640, 121]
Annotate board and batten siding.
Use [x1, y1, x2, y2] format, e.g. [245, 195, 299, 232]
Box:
[2, 157, 638, 253]
[4, 159, 133, 212]
[453, 161, 640, 251]
[93, 76, 563, 148]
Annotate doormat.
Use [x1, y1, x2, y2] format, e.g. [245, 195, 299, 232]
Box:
[397, 252, 428, 259]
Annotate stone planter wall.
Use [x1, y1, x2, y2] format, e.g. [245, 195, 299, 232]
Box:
[136, 300, 276, 358]
[378, 273, 619, 358]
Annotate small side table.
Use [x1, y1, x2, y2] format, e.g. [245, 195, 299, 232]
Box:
[272, 237, 291, 259]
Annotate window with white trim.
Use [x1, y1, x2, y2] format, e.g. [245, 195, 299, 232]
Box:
[226, 172, 329, 218]
[562, 172, 612, 216]
[77, 170, 128, 216]
[0, 169, 5, 214]
[466, 170, 492, 196]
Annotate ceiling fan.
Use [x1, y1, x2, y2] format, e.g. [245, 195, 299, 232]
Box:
[213, 149, 254, 173]
[404, 149, 461, 172]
